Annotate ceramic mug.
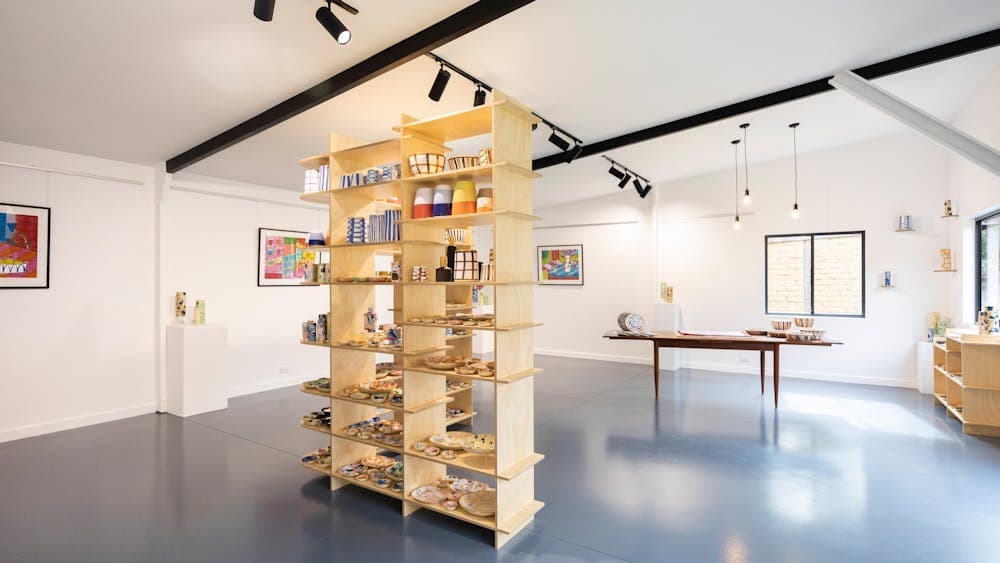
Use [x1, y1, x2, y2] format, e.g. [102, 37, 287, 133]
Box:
[432, 184, 453, 217]
[452, 180, 477, 215]
[413, 187, 434, 219]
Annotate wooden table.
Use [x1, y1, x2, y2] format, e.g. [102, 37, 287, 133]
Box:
[603, 330, 842, 406]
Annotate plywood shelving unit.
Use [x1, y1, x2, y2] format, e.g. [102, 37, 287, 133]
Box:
[931, 334, 1000, 437]
[294, 92, 543, 548]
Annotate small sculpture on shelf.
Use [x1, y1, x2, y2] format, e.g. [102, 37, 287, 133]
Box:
[881, 271, 894, 287]
[364, 307, 378, 333]
[939, 249, 953, 271]
[411, 266, 427, 282]
[943, 200, 955, 217]
[175, 291, 187, 323]
[897, 215, 913, 231]
[193, 300, 206, 325]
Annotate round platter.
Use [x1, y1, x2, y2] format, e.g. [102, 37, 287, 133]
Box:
[360, 454, 395, 469]
[459, 489, 496, 517]
[459, 433, 496, 456]
[449, 478, 489, 495]
[428, 431, 474, 450]
[410, 485, 450, 505]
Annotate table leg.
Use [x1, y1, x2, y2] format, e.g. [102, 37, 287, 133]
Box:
[653, 341, 660, 400]
[759, 351, 765, 395]
[773, 345, 780, 407]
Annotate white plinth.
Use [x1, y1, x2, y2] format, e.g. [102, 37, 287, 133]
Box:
[916, 341, 933, 395]
[166, 323, 229, 416]
[654, 303, 681, 371]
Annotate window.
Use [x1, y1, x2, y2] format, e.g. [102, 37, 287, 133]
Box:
[765, 231, 865, 317]
[977, 211, 1000, 315]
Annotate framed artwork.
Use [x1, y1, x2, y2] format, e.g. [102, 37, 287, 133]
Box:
[0, 203, 50, 289]
[537, 244, 584, 286]
[257, 228, 317, 286]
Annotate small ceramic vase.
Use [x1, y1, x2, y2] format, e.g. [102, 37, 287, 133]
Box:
[432, 184, 453, 217]
[476, 187, 494, 213]
[413, 186, 434, 219]
[451, 180, 477, 215]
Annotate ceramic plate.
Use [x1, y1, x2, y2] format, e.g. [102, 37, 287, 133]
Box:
[338, 463, 365, 477]
[449, 478, 489, 494]
[410, 485, 449, 505]
[459, 489, 496, 517]
[429, 431, 474, 450]
[360, 454, 395, 469]
[459, 433, 496, 456]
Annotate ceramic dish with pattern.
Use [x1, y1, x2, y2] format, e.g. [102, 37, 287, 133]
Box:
[385, 462, 404, 481]
[793, 317, 815, 328]
[391, 481, 405, 493]
[770, 320, 793, 331]
[429, 431, 474, 450]
[459, 489, 496, 517]
[360, 454, 396, 469]
[801, 328, 826, 341]
[459, 434, 496, 456]
[425, 356, 465, 370]
[410, 485, 450, 505]
[338, 463, 366, 477]
[449, 478, 489, 494]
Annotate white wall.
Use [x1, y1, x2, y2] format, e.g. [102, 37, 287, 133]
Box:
[0, 142, 157, 441]
[533, 193, 656, 363]
[160, 176, 329, 400]
[656, 133, 951, 387]
[948, 63, 1000, 325]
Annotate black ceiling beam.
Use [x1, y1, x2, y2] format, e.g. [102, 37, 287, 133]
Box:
[166, 0, 534, 173]
[533, 26, 1000, 170]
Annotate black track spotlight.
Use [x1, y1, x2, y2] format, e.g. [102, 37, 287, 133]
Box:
[564, 143, 584, 163]
[473, 84, 487, 107]
[253, 0, 276, 21]
[608, 165, 625, 180]
[632, 178, 643, 192]
[428, 64, 451, 102]
[548, 129, 571, 152]
[618, 173, 632, 189]
[316, 4, 351, 44]
[636, 182, 652, 199]
[531, 123, 538, 132]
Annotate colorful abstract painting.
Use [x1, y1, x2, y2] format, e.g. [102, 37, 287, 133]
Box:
[257, 228, 316, 286]
[537, 244, 584, 286]
[0, 203, 50, 289]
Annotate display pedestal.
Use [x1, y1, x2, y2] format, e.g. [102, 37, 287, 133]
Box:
[166, 323, 228, 416]
[654, 303, 681, 370]
[916, 341, 933, 394]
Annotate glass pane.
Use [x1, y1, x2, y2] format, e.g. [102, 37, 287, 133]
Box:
[982, 214, 1000, 309]
[813, 233, 863, 315]
[767, 236, 812, 315]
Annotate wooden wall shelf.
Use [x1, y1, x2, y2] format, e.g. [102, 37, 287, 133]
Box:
[294, 91, 542, 549]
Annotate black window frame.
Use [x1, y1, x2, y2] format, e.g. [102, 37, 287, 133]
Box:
[975, 209, 1000, 317]
[764, 230, 866, 318]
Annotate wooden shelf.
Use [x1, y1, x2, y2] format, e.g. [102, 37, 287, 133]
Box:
[403, 396, 454, 414]
[930, 334, 1000, 437]
[300, 460, 332, 476]
[894, 228, 915, 232]
[446, 411, 475, 425]
[299, 154, 328, 169]
[300, 421, 331, 435]
[300, 386, 331, 398]
[331, 428, 404, 454]
[301, 341, 449, 357]
[399, 210, 541, 228]
[330, 138, 401, 164]
[406, 495, 543, 534]
[405, 449, 542, 481]
[401, 162, 539, 186]
[331, 473, 404, 501]
[300, 181, 402, 204]
[941, 215, 960, 219]
[307, 281, 399, 286]
[402, 321, 541, 332]
[395, 104, 494, 141]
[934, 269, 958, 273]
[445, 333, 473, 342]
[331, 392, 402, 412]
[401, 281, 534, 287]
[445, 385, 472, 397]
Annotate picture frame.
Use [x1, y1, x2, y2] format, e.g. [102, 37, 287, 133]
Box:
[537, 244, 584, 286]
[0, 202, 50, 289]
[257, 228, 317, 287]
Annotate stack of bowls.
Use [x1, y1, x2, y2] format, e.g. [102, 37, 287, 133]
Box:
[452, 180, 477, 215]
[412, 186, 434, 219]
[432, 184, 453, 217]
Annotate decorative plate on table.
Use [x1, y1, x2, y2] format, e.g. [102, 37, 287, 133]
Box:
[459, 434, 496, 456]
[429, 431, 474, 450]
[410, 485, 450, 505]
[449, 478, 489, 495]
[338, 463, 366, 477]
[360, 454, 395, 469]
[459, 489, 496, 517]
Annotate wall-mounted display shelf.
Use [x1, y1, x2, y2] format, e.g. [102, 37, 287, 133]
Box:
[941, 214, 960, 219]
[931, 334, 1000, 437]
[294, 91, 543, 549]
[934, 269, 958, 273]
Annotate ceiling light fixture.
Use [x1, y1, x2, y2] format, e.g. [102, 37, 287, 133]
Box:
[739, 123, 752, 205]
[473, 84, 487, 107]
[253, 0, 276, 21]
[636, 182, 652, 199]
[789, 122, 800, 219]
[608, 165, 625, 180]
[603, 155, 652, 199]
[315, 2, 351, 45]
[618, 173, 632, 189]
[732, 139, 742, 229]
[548, 128, 571, 151]
[428, 63, 451, 101]
[565, 143, 584, 163]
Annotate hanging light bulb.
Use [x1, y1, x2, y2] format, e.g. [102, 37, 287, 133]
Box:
[731, 138, 741, 230]
[739, 123, 752, 205]
[789, 122, 800, 219]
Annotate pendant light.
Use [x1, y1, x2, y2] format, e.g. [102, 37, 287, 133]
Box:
[739, 123, 752, 205]
[789, 122, 800, 219]
[731, 139, 742, 229]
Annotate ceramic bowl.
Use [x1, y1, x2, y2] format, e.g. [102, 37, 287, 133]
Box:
[793, 317, 815, 328]
[300, 455, 318, 464]
[408, 153, 445, 175]
[371, 393, 387, 403]
[413, 441, 428, 452]
[442, 500, 459, 511]
[424, 446, 441, 457]
[770, 320, 793, 331]
[447, 155, 480, 170]
[425, 356, 463, 370]
[801, 328, 826, 341]
[441, 450, 456, 460]
[392, 481, 405, 493]
[459, 434, 496, 456]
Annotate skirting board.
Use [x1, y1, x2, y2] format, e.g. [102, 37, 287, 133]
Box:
[0, 402, 157, 444]
[535, 349, 917, 389]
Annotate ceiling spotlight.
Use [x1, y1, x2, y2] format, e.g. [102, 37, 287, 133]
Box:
[473, 84, 486, 107]
[564, 143, 584, 163]
[632, 178, 643, 192]
[316, 4, 351, 44]
[609, 165, 625, 180]
[548, 129, 571, 151]
[618, 173, 632, 189]
[253, 0, 276, 21]
[428, 63, 451, 102]
[637, 183, 652, 199]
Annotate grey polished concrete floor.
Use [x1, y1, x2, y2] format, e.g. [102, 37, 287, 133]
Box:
[2, 356, 1000, 562]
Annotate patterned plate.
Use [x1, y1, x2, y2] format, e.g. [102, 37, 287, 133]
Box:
[338, 463, 365, 477]
[410, 485, 449, 505]
[428, 431, 474, 450]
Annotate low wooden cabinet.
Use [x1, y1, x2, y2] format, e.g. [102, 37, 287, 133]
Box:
[932, 334, 1000, 437]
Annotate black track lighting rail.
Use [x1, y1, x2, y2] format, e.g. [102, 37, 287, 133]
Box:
[532, 26, 1000, 171]
[601, 155, 650, 184]
[166, 0, 535, 173]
